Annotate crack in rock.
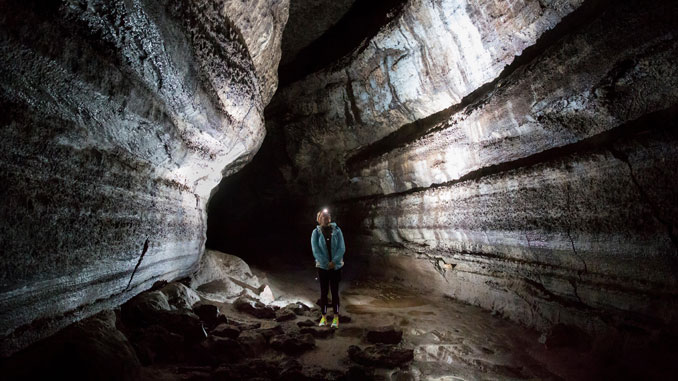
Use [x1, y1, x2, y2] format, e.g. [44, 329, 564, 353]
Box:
[609, 147, 678, 254]
[125, 238, 150, 291]
[565, 184, 588, 277]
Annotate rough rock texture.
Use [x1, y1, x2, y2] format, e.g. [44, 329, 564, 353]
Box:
[269, 0, 585, 198]
[234, 297, 277, 319]
[270, 332, 316, 354]
[5, 269, 676, 379]
[222, 0, 290, 102]
[190, 250, 274, 303]
[1, 310, 141, 380]
[211, 323, 241, 339]
[348, 344, 414, 368]
[366, 326, 403, 344]
[245, 0, 678, 339]
[338, 0, 678, 335]
[0, 0, 288, 355]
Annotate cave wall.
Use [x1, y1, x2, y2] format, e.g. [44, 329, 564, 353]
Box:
[265, 0, 678, 335]
[269, 0, 585, 197]
[0, 0, 288, 355]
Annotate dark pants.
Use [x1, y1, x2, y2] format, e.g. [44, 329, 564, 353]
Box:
[318, 268, 341, 315]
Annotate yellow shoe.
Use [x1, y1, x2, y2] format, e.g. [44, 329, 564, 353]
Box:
[319, 315, 328, 327]
[331, 315, 339, 328]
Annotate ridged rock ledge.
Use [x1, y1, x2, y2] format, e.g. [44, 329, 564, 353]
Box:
[0, 0, 288, 355]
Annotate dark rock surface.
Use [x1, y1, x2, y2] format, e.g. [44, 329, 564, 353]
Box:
[280, 0, 356, 66]
[270, 333, 316, 354]
[212, 358, 303, 381]
[4, 273, 676, 380]
[366, 326, 403, 344]
[234, 297, 277, 319]
[193, 304, 220, 329]
[131, 324, 184, 365]
[255, 324, 285, 341]
[300, 327, 335, 339]
[121, 291, 207, 345]
[542, 323, 593, 351]
[348, 344, 414, 368]
[204, 336, 243, 359]
[299, 365, 347, 381]
[297, 319, 316, 328]
[237, 330, 268, 357]
[230, 320, 263, 331]
[0, 310, 141, 380]
[275, 306, 298, 322]
[211, 323, 241, 339]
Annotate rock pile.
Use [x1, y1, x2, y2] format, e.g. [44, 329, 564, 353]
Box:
[1, 279, 418, 380]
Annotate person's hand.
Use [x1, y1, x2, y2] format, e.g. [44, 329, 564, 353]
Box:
[328, 261, 335, 270]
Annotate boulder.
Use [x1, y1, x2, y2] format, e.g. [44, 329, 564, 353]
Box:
[160, 282, 201, 311]
[191, 251, 264, 293]
[205, 336, 243, 360]
[131, 324, 184, 365]
[366, 326, 403, 344]
[301, 365, 347, 380]
[277, 358, 305, 381]
[270, 333, 316, 354]
[193, 304, 220, 328]
[213, 358, 291, 380]
[234, 297, 276, 319]
[1, 310, 140, 380]
[255, 324, 285, 341]
[275, 307, 297, 322]
[160, 311, 208, 345]
[121, 290, 171, 326]
[285, 302, 311, 315]
[211, 324, 241, 339]
[120, 288, 208, 344]
[297, 319, 316, 328]
[346, 365, 376, 380]
[348, 344, 414, 368]
[231, 320, 263, 331]
[237, 331, 268, 357]
[300, 327, 335, 339]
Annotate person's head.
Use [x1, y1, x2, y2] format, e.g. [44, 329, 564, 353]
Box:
[317, 208, 331, 226]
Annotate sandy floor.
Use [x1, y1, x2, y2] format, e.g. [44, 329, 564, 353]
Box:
[244, 261, 599, 381]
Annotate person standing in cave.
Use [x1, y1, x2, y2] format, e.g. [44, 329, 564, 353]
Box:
[311, 208, 345, 328]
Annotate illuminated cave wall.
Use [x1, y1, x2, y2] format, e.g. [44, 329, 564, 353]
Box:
[214, 0, 678, 336]
[0, 0, 289, 356]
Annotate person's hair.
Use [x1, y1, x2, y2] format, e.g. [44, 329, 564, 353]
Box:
[316, 210, 330, 224]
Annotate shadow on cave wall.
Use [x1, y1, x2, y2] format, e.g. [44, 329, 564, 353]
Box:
[206, 125, 373, 276]
[207, 126, 302, 268]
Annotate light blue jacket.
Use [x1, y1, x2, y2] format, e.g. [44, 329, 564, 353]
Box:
[311, 222, 345, 270]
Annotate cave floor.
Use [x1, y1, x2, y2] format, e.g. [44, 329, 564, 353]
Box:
[240, 261, 595, 381]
